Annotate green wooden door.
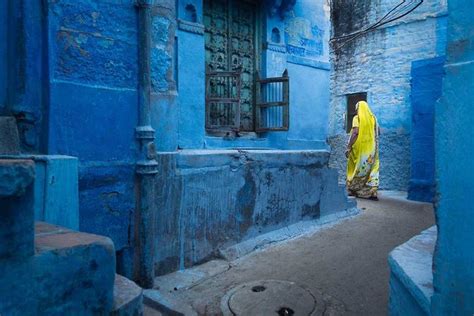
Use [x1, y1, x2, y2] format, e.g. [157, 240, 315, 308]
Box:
[204, 0, 258, 131]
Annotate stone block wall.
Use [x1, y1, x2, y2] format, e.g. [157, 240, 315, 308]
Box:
[328, 0, 447, 190]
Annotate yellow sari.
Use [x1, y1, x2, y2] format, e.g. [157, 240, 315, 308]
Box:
[347, 101, 380, 198]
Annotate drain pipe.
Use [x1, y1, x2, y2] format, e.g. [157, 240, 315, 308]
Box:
[134, 0, 158, 289]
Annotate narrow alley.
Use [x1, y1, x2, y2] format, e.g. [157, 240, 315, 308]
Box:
[144, 193, 434, 315]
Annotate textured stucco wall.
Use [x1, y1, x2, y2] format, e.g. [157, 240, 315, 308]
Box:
[329, 0, 447, 190]
[261, 0, 332, 149]
[0, 1, 7, 113]
[45, 0, 139, 257]
[431, 0, 474, 313]
[154, 149, 355, 275]
[150, 2, 178, 152]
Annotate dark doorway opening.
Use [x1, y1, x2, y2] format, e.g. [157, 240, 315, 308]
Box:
[346, 92, 367, 133]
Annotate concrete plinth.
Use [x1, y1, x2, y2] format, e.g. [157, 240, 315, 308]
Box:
[155, 149, 356, 275]
[388, 226, 436, 316]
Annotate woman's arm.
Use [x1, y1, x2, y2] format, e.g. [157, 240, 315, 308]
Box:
[345, 127, 359, 158]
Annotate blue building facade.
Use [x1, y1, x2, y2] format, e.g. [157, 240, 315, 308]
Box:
[0, 0, 355, 287]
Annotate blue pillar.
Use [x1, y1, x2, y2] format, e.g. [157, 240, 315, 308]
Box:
[408, 57, 445, 203]
[432, 0, 474, 313]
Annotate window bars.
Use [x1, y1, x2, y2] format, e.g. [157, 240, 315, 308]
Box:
[205, 69, 289, 132]
[256, 70, 289, 132]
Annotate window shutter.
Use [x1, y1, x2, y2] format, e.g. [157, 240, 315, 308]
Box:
[255, 69, 290, 132]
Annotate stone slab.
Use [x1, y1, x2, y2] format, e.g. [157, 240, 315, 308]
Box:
[389, 226, 436, 315]
[143, 289, 197, 316]
[112, 274, 144, 316]
[0, 221, 116, 315]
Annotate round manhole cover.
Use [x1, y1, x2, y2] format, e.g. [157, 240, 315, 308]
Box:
[221, 280, 325, 316]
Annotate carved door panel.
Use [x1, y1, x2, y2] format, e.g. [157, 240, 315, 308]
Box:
[204, 0, 258, 131]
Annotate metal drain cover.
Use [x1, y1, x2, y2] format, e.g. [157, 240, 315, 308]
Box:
[221, 280, 324, 316]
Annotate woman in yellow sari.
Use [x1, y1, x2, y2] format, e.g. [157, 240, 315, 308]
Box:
[345, 101, 380, 200]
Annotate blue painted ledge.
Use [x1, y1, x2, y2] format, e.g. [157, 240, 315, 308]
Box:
[388, 226, 436, 316]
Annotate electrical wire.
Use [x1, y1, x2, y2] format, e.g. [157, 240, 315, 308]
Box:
[331, 0, 424, 51]
[333, 0, 423, 50]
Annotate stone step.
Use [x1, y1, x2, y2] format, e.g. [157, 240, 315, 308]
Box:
[0, 222, 116, 315]
[389, 226, 436, 315]
[111, 274, 144, 316]
[0, 159, 35, 259]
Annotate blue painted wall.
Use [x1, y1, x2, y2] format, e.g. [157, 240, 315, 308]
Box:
[0, 1, 7, 113]
[150, 7, 179, 152]
[432, 0, 474, 312]
[0, 0, 341, 279]
[408, 57, 445, 203]
[45, 0, 139, 257]
[264, 0, 331, 150]
[0, 1, 49, 152]
[173, 0, 331, 150]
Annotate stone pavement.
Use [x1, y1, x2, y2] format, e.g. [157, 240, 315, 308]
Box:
[145, 192, 434, 315]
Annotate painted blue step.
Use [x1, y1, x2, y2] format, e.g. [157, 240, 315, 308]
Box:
[0, 222, 116, 315]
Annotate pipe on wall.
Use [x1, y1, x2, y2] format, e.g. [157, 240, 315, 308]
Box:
[134, 0, 159, 289]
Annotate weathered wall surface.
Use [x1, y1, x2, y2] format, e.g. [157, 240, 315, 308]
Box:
[329, 0, 447, 190]
[154, 149, 355, 275]
[408, 57, 444, 202]
[264, 0, 331, 149]
[45, 0, 139, 258]
[0, 1, 49, 153]
[432, 0, 474, 312]
[0, 1, 7, 113]
[150, 3, 178, 152]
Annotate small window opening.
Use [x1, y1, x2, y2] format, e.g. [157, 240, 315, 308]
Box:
[346, 92, 367, 133]
[184, 4, 197, 23]
[271, 27, 281, 43]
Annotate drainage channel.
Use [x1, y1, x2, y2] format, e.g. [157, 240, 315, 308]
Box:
[220, 280, 329, 316]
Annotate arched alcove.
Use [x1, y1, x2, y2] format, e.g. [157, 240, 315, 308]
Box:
[271, 27, 281, 43]
[184, 4, 197, 23]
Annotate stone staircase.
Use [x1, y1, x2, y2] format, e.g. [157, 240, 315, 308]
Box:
[0, 118, 143, 315]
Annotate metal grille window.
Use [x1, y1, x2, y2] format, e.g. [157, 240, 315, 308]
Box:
[256, 70, 289, 131]
[205, 71, 241, 131]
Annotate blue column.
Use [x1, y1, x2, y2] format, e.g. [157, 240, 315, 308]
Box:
[432, 0, 474, 313]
